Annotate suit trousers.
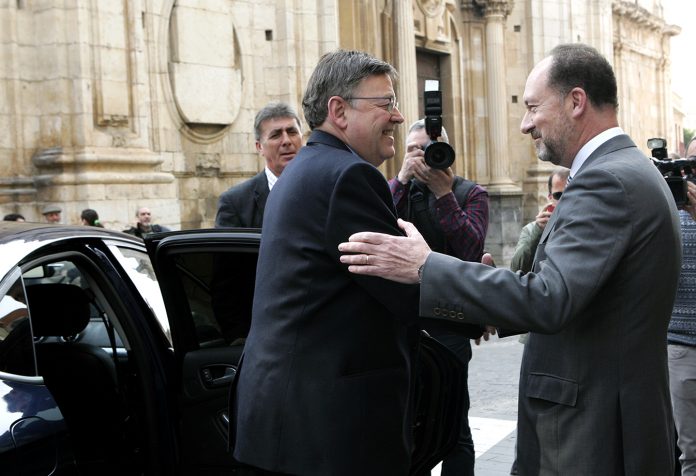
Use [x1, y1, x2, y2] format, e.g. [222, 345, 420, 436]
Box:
[669, 344, 696, 476]
[427, 331, 475, 476]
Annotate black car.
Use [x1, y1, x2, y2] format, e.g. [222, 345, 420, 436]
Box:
[0, 222, 463, 475]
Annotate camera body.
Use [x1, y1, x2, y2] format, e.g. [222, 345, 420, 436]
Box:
[649, 137, 696, 207]
[423, 90, 455, 169]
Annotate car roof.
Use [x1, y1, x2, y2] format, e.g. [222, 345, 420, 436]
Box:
[0, 221, 142, 245]
[0, 222, 144, 279]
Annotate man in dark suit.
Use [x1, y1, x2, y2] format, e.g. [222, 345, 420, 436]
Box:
[215, 102, 302, 228]
[339, 43, 681, 474]
[230, 50, 424, 476]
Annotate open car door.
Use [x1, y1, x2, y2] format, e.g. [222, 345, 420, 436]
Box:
[145, 229, 261, 474]
[146, 228, 466, 475]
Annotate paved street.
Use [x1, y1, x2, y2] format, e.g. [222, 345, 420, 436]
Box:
[432, 334, 524, 476]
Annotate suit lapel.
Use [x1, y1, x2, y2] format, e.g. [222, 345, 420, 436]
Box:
[536, 134, 636, 251]
[252, 173, 270, 228]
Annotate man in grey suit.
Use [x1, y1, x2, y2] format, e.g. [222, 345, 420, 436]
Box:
[339, 43, 681, 474]
[215, 102, 302, 228]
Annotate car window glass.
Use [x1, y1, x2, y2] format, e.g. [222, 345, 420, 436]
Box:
[0, 270, 35, 377]
[172, 251, 257, 348]
[109, 245, 171, 345]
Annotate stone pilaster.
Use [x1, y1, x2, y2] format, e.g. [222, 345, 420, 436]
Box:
[482, 0, 518, 192]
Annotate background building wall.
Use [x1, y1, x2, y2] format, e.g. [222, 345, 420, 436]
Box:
[0, 0, 682, 264]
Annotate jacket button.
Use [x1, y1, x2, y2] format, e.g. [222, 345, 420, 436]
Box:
[449, 311, 456, 318]
[457, 312, 464, 320]
[434, 308, 440, 316]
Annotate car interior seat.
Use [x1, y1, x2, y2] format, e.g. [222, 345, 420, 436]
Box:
[27, 283, 124, 473]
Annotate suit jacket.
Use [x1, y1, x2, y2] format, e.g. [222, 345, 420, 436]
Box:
[420, 135, 681, 475]
[215, 171, 269, 228]
[231, 130, 421, 475]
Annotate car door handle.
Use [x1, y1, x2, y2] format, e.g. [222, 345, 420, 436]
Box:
[200, 365, 237, 388]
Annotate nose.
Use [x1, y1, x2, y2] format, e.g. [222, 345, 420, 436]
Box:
[520, 111, 533, 135]
[390, 105, 405, 124]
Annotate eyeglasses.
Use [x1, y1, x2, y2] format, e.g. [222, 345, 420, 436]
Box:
[345, 96, 399, 113]
[551, 191, 563, 200]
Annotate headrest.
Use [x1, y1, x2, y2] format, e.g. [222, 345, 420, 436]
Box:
[26, 284, 91, 337]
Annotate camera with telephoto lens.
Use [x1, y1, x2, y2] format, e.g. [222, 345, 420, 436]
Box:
[423, 89, 455, 169]
[649, 137, 696, 207]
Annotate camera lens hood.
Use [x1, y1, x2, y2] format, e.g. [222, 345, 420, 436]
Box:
[424, 141, 455, 169]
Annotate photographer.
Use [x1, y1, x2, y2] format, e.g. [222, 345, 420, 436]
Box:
[388, 119, 489, 476]
[669, 137, 696, 476]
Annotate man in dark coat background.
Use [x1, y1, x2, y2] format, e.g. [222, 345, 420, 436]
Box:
[215, 102, 302, 228]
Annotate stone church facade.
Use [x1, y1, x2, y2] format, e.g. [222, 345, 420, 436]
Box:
[0, 0, 680, 264]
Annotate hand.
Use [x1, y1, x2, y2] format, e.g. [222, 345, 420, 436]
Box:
[534, 202, 554, 230]
[397, 142, 429, 184]
[338, 219, 431, 284]
[475, 326, 497, 346]
[683, 181, 696, 221]
[415, 167, 455, 199]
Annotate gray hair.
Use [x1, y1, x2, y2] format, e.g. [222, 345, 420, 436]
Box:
[253, 102, 301, 141]
[407, 119, 449, 144]
[302, 50, 397, 130]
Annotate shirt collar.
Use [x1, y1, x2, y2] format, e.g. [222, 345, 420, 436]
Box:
[569, 127, 624, 179]
[265, 167, 279, 190]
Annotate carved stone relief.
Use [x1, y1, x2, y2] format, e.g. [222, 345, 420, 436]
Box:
[168, 0, 243, 136]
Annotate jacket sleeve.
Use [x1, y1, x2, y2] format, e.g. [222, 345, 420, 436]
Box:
[325, 162, 420, 324]
[419, 164, 634, 333]
[215, 192, 243, 228]
[510, 222, 542, 274]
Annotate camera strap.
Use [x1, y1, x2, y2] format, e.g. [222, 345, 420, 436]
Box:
[406, 177, 477, 254]
[408, 180, 446, 253]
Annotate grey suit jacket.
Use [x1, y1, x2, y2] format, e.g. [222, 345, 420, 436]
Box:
[420, 135, 681, 475]
[215, 171, 269, 228]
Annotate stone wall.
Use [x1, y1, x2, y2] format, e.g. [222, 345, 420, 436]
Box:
[0, 0, 681, 265]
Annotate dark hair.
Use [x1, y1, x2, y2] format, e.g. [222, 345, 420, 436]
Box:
[3, 213, 25, 221]
[547, 167, 570, 194]
[253, 102, 301, 141]
[302, 50, 397, 130]
[548, 44, 618, 110]
[81, 208, 104, 227]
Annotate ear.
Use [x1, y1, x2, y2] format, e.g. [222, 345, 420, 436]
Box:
[255, 140, 263, 154]
[568, 87, 587, 119]
[327, 96, 349, 130]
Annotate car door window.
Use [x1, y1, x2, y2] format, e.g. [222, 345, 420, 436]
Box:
[0, 269, 34, 377]
[109, 244, 171, 345]
[173, 251, 256, 348]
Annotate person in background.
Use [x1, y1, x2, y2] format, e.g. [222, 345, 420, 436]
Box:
[389, 118, 489, 476]
[669, 136, 696, 476]
[80, 209, 104, 227]
[41, 205, 62, 224]
[215, 102, 303, 228]
[123, 207, 170, 238]
[510, 167, 569, 274]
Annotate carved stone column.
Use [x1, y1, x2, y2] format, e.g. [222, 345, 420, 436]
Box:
[393, 1, 418, 129]
[482, 0, 517, 192]
[388, 1, 419, 178]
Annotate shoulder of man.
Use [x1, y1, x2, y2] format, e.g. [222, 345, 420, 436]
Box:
[451, 176, 480, 204]
[222, 171, 267, 196]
